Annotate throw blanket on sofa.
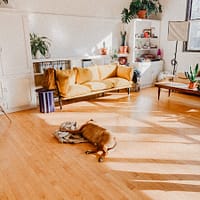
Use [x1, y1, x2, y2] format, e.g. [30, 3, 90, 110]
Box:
[54, 121, 88, 144]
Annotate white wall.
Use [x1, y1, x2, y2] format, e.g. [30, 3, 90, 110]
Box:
[3, 0, 198, 72]
[5, 0, 130, 62]
[28, 13, 120, 59]
[12, 0, 129, 18]
[159, 0, 200, 72]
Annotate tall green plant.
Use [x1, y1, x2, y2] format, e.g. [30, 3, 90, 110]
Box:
[30, 33, 51, 58]
[185, 64, 199, 83]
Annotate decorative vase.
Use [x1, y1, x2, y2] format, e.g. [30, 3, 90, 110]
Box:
[137, 10, 147, 19]
[188, 82, 196, 89]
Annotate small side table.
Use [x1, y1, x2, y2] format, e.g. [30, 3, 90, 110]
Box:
[36, 89, 55, 113]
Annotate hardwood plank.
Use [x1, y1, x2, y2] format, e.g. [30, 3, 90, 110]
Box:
[0, 87, 200, 200]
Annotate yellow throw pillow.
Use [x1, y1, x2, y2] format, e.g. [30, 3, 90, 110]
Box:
[86, 65, 100, 81]
[56, 69, 76, 97]
[75, 67, 92, 84]
[42, 68, 56, 90]
[98, 64, 117, 80]
[117, 65, 133, 81]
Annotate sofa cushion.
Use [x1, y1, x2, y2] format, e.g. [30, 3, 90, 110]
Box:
[56, 69, 76, 97]
[105, 77, 132, 88]
[75, 67, 92, 84]
[66, 84, 91, 98]
[98, 64, 117, 80]
[117, 65, 133, 81]
[87, 65, 100, 81]
[83, 80, 113, 91]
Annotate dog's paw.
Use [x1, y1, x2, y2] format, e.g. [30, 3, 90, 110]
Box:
[85, 150, 92, 154]
[98, 157, 104, 162]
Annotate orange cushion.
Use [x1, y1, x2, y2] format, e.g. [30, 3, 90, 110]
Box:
[117, 65, 133, 81]
[56, 69, 76, 97]
[98, 64, 117, 80]
[74, 67, 92, 84]
[43, 68, 56, 90]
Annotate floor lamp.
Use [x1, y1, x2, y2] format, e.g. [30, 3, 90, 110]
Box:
[167, 21, 189, 76]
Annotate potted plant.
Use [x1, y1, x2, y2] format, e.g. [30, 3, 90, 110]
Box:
[119, 31, 128, 53]
[30, 33, 51, 59]
[185, 63, 199, 89]
[110, 49, 118, 62]
[121, 0, 162, 23]
[100, 41, 107, 55]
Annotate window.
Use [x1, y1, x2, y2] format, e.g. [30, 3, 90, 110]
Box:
[184, 0, 200, 52]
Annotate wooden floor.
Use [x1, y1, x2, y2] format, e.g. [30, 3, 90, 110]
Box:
[0, 87, 200, 200]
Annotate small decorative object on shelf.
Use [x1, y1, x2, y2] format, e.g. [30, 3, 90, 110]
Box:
[118, 56, 128, 65]
[157, 48, 161, 59]
[110, 49, 118, 62]
[100, 41, 107, 55]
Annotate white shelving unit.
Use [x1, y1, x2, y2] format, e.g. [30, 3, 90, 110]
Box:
[129, 19, 161, 62]
[129, 19, 163, 88]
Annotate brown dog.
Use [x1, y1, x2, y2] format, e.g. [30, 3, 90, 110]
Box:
[61, 119, 117, 162]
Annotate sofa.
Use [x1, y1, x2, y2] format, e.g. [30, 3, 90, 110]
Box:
[43, 63, 134, 109]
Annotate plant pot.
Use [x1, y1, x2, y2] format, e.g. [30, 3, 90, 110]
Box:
[137, 10, 147, 19]
[100, 48, 107, 55]
[188, 82, 197, 89]
[119, 46, 129, 54]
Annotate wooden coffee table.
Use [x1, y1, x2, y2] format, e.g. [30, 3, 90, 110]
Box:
[155, 82, 200, 100]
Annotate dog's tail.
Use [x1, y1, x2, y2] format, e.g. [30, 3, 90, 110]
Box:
[107, 137, 117, 151]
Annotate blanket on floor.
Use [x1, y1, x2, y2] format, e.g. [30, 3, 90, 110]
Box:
[54, 121, 88, 144]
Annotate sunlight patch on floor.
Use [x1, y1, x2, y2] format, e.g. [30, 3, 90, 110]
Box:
[144, 191, 200, 200]
[186, 109, 199, 113]
[146, 116, 196, 128]
[34, 112, 152, 128]
[106, 161, 200, 174]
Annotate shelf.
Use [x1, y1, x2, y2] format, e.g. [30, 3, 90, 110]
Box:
[134, 48, 158, 51]
[117, 53, 129, 57]
[135, 37, 158, 40]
